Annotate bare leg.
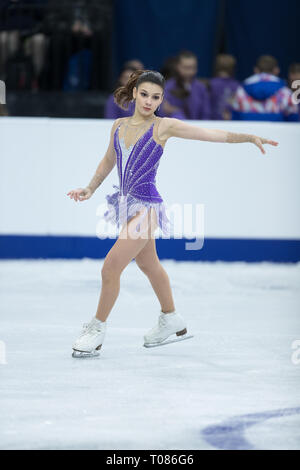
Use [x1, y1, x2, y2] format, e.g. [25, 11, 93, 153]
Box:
[95, 207, 158, 322]
[135, 237, 175, 314]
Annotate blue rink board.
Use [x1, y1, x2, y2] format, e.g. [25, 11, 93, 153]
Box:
[0, 234, 300, 262]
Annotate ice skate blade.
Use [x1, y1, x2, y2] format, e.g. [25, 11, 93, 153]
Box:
[72, 349, 100, 359]
[143, 334, 194, 348]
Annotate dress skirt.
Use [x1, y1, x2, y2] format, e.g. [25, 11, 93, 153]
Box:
[101, 184, 173, 237]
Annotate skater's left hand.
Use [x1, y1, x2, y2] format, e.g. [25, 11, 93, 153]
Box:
[251, 136, 279, 155]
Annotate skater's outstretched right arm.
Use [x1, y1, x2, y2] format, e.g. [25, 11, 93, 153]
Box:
[67, 119, 121, 202]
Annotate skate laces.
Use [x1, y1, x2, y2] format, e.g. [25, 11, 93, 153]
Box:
[79, 319, 104, 338]
[147, 314, 171, 335]
[158, 313, 169, 328]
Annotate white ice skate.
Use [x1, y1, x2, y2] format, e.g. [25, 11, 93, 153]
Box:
[72, 317, 106, 358]
[143, 310, 194, 348]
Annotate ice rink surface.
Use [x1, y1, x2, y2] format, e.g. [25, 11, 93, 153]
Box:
[0, 258, 299, 450]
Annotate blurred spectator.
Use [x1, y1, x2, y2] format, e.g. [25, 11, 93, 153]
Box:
[160, 55, 177, 81]
[160, 49, 211, 120]
[288, 63, 300, 120]
[63, 6, 93, 91]
[42, 0, 107, 90]
[228, 55, 299, 122]
[0, 0, 48, 89]
[0, 103, 9, 115]
[123, 59, 144, 71]
[209, 54, 240, 120]
[104, 66, 136, 118]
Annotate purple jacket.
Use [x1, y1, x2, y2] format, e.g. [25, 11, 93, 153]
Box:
[159, 77, 211, 120]
[104, 94, 135, 119]
[209, 77, 240, 120]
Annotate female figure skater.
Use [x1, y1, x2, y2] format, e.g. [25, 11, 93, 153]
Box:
[67, 69, 278, 358]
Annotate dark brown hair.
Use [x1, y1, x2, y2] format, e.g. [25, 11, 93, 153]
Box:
[177, 49, 197, 63]
[113, 69, 165, 110]
[170, 50, 197, 100]
[289, 63, 300, 75]
[256, 55, 278, 73]
[214, 54, 237, 77]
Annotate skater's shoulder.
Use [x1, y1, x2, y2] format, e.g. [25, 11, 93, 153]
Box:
[110, 118, 124, 136]
[114, 117, 124, 128]
[155, 117, 175, 144]
[116, 117, 128, 126]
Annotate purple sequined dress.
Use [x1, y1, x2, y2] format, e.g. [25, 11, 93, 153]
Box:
[102, 120, 173, 237]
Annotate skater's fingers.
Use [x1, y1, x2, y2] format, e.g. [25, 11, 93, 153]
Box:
[68, 188, 90, 202]
[73, 189, 83, 201]
[254, 138, 266, 154]
[260, 137, 279, 147]
[67, 190, 77, 200]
